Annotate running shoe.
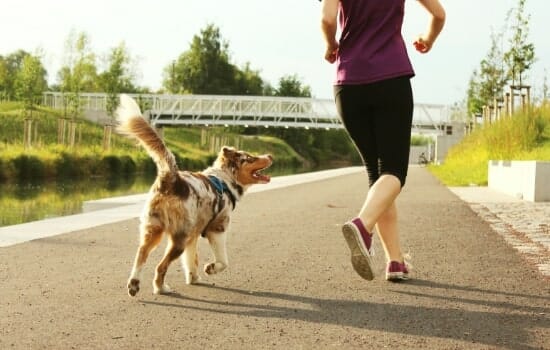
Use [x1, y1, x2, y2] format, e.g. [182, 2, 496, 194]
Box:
[341, 218, 375, 280]
[385, 260, 410, 282]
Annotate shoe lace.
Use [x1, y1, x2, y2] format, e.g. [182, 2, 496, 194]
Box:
[402, 253, 413, 270]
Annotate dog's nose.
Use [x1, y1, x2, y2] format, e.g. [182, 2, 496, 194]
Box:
[267, 154, 273, 161]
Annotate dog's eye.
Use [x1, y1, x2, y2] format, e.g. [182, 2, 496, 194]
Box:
[244, 156, 254, 163]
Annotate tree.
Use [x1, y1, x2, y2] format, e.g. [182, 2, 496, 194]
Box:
[99, 42, 136, 118]
[467, 31, 508, 115]
[0, 56, 8, 100]
[234, 62, 264, 95]
[14, 53, 48, 115]
[275, 74, 311, 97]
[164, 24, 236, 94]
[58, 31, 99, 118]
[503, 0, 535, 86]
[466, 71, 483, 116]
[163, 24, 270, 95]
[0, 50, 31, 100]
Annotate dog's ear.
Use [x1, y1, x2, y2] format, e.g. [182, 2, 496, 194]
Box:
[222, 146, 236, 157]
[215, 146, 238, 170]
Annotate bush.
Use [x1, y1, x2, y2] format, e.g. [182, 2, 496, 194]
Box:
[55, 152, 79, 179]
[0, 159, 6, 182]
[101, 155, 123, 176]
[411, 135, 434, 146]
[119, 155, 137, 176]
[12, 155, 46, 181]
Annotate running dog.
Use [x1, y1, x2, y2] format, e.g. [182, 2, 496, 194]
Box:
[116, 95, 273, 296]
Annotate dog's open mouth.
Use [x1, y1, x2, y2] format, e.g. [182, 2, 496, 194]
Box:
[252, 166, 271, 183]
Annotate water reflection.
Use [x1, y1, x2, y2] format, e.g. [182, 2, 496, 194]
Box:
[0, 174, 154, 227]
[0, 165, 328, 227]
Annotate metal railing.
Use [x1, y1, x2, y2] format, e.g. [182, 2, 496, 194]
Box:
[42, 92, 451, 132]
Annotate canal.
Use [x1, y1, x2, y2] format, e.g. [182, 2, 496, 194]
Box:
[0, 174, 154, 227]
[0, 166, 321, 227]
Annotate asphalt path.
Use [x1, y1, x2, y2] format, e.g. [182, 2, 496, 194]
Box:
[0, 167, 548, 349]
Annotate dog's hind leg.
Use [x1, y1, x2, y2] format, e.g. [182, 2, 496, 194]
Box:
[153, 237, 184, 294]
[181, 237, 201, 285]
[204, 231, 229, 275]
[127, 222, 163, 297]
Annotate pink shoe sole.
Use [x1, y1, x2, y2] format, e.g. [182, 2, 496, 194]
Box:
[342, 221, 375, 281]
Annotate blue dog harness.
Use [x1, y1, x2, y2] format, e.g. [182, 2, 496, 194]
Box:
[208, 175, 237, 210]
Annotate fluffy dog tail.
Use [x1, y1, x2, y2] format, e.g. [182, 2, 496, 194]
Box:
[116, 95, 178, 177]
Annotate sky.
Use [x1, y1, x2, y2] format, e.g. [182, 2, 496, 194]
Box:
[1, 0, 548, 106]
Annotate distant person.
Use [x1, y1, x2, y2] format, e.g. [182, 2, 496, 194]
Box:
[419, 152, 428, 165]
[320, 0, 445, 281]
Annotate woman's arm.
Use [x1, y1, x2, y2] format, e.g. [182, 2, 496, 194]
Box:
[414, 0, 446, 53]
[320, 0, 339, 63]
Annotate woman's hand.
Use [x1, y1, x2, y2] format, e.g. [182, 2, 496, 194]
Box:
[324, 42, 339, 63]
[413, 36, 433, 53]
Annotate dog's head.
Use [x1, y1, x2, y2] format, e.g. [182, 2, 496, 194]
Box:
[214, 146, 273, 186]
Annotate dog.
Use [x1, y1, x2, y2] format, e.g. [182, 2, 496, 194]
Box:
[115, 95, 273, 296]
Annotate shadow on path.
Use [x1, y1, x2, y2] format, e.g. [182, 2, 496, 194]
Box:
[141, 280, 549, 350]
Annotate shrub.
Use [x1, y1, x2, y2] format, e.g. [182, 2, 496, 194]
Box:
[119, 155, 137, 176]
[55, 152, 85, 179]
[0, 159, 6, 182]
[12, 155, 46, 181]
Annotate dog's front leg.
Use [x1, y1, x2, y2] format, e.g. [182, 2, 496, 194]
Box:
[204, 231, 228, 275]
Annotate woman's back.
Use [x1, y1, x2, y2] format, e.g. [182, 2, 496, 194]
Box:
[336, 0, 414, 85]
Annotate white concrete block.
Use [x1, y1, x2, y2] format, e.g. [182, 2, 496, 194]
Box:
[488, 160, 550, 202]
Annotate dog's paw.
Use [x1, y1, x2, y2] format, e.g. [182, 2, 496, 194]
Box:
[204, 262, 227, 275]
[185, 272, 201, 285]
[127, 278, 140, 297]
[153, 283, 172, 295]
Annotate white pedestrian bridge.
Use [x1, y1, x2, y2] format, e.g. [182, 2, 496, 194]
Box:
[43, 92, 452, 133]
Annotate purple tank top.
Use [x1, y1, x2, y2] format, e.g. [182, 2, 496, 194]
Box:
[335, 0, 415, 85]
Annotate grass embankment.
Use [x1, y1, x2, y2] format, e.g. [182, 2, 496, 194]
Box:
[429, 105, 550, 186]
[0, 103, 303, 183]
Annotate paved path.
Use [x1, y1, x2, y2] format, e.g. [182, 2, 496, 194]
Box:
[0, 167, 548, 349]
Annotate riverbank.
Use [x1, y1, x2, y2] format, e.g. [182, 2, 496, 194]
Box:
[0, 166, 364, 247]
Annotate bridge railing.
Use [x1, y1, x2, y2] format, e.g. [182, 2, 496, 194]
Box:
[42, 92, 451, 132]
[147, 94, 341, 129]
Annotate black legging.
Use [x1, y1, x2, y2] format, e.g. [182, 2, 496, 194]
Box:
[334, 76, 414, 187]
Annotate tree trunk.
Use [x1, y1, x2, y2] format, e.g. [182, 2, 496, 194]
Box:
[69, 121, 77, 147]
[103, 125, 112, 151]
[57, 118, 67, 145]
[23, 119, 32, 149]
[33, 121, 38, 145]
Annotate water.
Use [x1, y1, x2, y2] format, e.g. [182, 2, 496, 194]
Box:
[0, 165, 323, 227]
[0, 175, 154, 227]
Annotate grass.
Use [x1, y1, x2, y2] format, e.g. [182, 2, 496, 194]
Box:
[429, 104, 550, 186]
